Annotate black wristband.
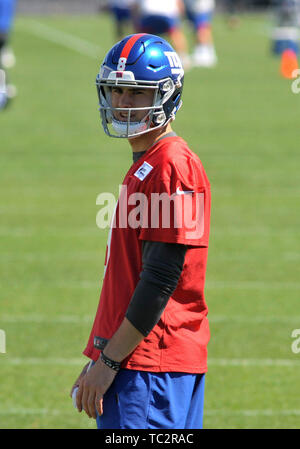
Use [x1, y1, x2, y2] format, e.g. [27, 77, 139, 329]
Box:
[100, 352, 121, 372]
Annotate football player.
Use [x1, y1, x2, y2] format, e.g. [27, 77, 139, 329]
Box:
[132, 0, 190, 69]
[106, 0, 135, 40]
[184, 0, 217, 67]
[71, 34, 211, 429]
[271, 0, 300, 55]
[0, 0, 17, 110]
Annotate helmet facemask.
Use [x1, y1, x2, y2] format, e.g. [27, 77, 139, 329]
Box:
[96, 66, 182, 139]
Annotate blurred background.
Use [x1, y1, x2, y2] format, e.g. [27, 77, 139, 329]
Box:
[1, 0, 300, 429]
[16, 0, 273, 15]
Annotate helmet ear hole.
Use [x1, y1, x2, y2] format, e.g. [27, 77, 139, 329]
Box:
[153, 112, 166, 125]
[162, 84, 183, 122]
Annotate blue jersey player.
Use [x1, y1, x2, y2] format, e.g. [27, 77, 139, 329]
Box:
[0, 0, 17, 109]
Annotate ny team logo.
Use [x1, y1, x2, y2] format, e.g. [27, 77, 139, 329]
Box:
[164, 51, 183, 75]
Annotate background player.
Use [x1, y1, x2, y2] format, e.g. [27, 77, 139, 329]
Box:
[184, 0, 217, 67]
[271, 0, 300, 55]
[0, 0, 17, 110]
[132, 0, 190, 68]
[106, 0, 135, 41]
[70, 33, 211, 429]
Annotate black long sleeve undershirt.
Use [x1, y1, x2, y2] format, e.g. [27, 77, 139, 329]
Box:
[126, 240, 187, 336]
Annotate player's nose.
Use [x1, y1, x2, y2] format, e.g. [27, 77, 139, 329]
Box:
[118, 91, 133, 108]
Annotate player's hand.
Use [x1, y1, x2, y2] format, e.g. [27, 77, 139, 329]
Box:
[76, 359, 117, 419]
[69, 362, 90, 398]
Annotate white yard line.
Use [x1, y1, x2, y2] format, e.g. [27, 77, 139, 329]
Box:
[4, 357, 85, 365]
[1, 357, 299, 367]
[208, 280, 300, 289]
[0, 279, 299, 290]
[0, 314, 94, 324]
[1, 251, 300, 263]
[205, 281, 300, 290]
[205, 409, 300, 417]
[19, 20, 101, 59]
[208, 358, 300, 367]
[0, 408, 63, 416]
[1, 226, 299, 238]
[1, 314, 300, 324]
[2, 407, 300, 417]
[211, 315, 300, 324]
[59, 280, 300, 290]
[0, 227, 100, 237]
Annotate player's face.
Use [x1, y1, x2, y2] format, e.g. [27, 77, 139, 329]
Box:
[110, 86, 154, 122]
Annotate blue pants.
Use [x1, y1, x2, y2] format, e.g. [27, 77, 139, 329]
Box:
[272, 39, 299, 55]
[110, 7, 131, 23]
[139, 15, 180, 35]
[186, 10, 213, 29]
[0, 0, 16, 34]
[96, 369, 205, 429]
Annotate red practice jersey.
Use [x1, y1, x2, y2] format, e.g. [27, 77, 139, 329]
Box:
[83, 135, 211, 373]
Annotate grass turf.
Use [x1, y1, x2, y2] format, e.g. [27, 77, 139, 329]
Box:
[1, 12, 300, 429]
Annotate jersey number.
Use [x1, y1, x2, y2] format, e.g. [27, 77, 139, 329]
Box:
[117, 57, 127, 71]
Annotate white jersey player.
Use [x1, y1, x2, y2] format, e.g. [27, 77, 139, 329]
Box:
[184, 0, 217, 67]
[107, 0, 136, 40]
[271, 0, 300, 55]
[132, 0, 190, 68]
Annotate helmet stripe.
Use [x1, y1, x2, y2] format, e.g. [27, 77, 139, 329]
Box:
[120, 33, 146, 60]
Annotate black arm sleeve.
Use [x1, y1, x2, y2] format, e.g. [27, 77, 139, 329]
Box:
[125, 241, 187, 337]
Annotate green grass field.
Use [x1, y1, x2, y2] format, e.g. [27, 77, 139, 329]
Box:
[1, 11, 300, 429]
